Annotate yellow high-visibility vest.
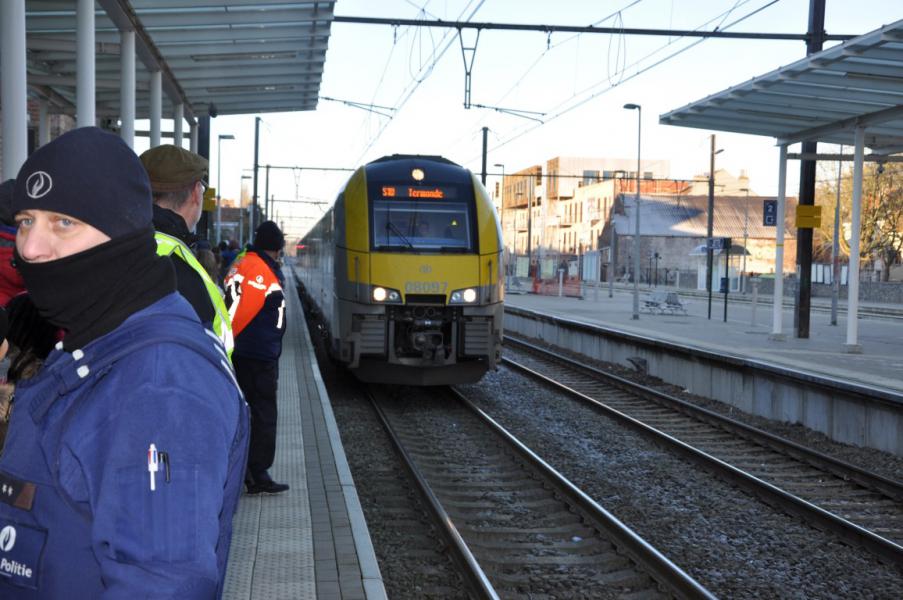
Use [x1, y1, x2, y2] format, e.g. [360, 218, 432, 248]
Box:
[155, 231, 234, 359]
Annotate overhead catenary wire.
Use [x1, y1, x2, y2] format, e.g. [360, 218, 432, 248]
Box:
[353, 0, 487, 165]
[446, 0, 762, 163]
[472, 0, 783, 162]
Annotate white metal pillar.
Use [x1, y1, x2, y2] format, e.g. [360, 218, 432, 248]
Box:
[149, 71, 162, 147]
[1, 0, 28, 180]
[173, 104, 184, 147]
[770, 144, 788, 340]
[119, 29, 136, 148]
[76, 0, 96, 127]
[38, 100, 51, 147]
[845, 126, 866, 352]
[190, 123, 198, 153]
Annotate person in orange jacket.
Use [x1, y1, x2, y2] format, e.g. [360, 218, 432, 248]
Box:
[224, 221, 289, 494]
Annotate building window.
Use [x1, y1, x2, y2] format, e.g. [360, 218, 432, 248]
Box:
[582, 170, 600, 185]
[643, 171, 654, 180]
[603, 170, 614, 179]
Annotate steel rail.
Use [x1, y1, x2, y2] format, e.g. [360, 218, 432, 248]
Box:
[501, 339, 903, 565]
[366, 388, 499, 600]
[449, 388, 717, 600]
[505, 336, 903, 501]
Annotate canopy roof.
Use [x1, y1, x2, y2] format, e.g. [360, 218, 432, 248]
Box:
[24, 0, 335, 120]
[660, 19, 903, 154]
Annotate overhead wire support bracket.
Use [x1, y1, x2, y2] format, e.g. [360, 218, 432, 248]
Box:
[458, 28, 481, 109]
[320, 95, 397, 118]
[471, 103, 545, 123]
[333, 15, 856, 41]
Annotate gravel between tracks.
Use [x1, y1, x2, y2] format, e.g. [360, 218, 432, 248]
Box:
[325, 371, 470, 599]
[459, 367, 903, 599]
[511, 335, 903, 484]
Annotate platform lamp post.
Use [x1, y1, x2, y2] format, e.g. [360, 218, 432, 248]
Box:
[493, 163, 505, 251]
[239, 174, 252, 246]
[623, 103, 641, 320]
[740, 187, 750, 293]
[216, 134, 235, 244]
[706, 136, 724, 319]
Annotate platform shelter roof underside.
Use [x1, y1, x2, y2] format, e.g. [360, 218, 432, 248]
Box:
[24, 0, 335, 119]
[660, 18, 903, 154]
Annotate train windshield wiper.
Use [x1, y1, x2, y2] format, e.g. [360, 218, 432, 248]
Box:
[386, 221, 414, 248]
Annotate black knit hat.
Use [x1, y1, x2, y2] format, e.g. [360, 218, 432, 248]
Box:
[254, 220, 285, 251]
[13, 127, 152, 239]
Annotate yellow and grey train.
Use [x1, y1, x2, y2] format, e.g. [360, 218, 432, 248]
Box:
[296, 154, 503, 385]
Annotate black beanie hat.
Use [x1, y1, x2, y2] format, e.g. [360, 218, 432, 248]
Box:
[254, 220, 285, 252]
[13, 127, 152, 239]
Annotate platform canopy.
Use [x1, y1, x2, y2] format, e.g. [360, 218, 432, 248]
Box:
[660, 18, 903, 154]
[24, 0, 335, 119]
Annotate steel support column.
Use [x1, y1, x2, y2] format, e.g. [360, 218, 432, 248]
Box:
[38, 100, 50, 148]
[149, 71, 162, 147]
[190, 123, 198, 153]
[770, 145, 788, 340]
[173, 103, 184, 147]
[77, 0, 96, 127]
[1, 0, 28, 179]
[845, 127, 865, 352]
[119, 29, 135, 148]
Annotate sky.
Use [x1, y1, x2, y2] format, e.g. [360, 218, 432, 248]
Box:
[138, 0, 902, 241]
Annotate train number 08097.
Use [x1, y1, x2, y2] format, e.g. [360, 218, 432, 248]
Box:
[404, 281, 448, 293]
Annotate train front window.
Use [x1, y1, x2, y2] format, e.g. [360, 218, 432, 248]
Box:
[372, 199, 475, 252]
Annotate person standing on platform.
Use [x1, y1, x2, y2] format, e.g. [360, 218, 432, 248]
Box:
[140, 145, 233, 357]
[0, 127, 249, 598]
[224, 220, 289, 495]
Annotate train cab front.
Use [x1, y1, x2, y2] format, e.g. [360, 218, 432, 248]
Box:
[336, 155, 503, 386]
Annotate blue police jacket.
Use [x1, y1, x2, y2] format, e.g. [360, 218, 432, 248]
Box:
[0, 293, 249, 599]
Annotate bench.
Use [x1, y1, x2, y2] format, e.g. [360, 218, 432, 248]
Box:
[642, 291, 688, 315]
[663, 291, 688, 315]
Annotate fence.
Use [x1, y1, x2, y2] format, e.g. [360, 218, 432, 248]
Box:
[502, 252, 903, 304]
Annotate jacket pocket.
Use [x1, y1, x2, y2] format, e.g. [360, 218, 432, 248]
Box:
[113, 463, 199, 563]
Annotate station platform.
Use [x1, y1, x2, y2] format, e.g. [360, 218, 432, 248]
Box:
[505, 285, 903, 395]
[223, 269, 386, 600]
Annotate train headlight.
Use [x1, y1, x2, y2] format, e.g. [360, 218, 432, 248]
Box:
[372, 286, 402, 303]
[449, 287, 478, 304]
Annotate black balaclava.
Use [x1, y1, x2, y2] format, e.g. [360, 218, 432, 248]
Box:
[12, 127, 175, 351]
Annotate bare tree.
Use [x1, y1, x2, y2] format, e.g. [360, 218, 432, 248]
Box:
[815, 162, 903, 280]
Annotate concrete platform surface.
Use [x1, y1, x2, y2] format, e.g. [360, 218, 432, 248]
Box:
[506, 287, 903, 395]
[223, 269, 386, 600]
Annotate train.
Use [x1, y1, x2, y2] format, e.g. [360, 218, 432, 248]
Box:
[296, 154, 504, 385]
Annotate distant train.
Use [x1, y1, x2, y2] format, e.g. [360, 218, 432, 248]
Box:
[296, 154, 504, 385]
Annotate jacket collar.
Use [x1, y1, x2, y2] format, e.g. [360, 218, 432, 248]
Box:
[152, 204, 197, 246]
[248, 246, 284, 283]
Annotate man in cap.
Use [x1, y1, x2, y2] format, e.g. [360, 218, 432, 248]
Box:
[0, 127, 249, 598]
[224, 220, 289, 495]
[140, 145, 233, 355]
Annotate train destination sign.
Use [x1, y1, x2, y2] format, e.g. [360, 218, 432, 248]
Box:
[380, 185, 456, 199]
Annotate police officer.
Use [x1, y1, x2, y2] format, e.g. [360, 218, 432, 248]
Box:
[224, 221, 289, 495]
[0, 127, 249, 598]
[140, 145, 233, 356]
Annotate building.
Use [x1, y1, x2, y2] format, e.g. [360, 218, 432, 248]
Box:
[600, 192, 798, 288]
[498, 156, 671, 257]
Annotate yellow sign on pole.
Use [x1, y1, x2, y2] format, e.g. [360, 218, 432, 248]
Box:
[203, 187, 217, 212]
[795, 204, 822, 229]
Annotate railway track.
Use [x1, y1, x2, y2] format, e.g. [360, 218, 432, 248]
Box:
[367, 385, 715, 599]
[502, 336, 903, 565]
